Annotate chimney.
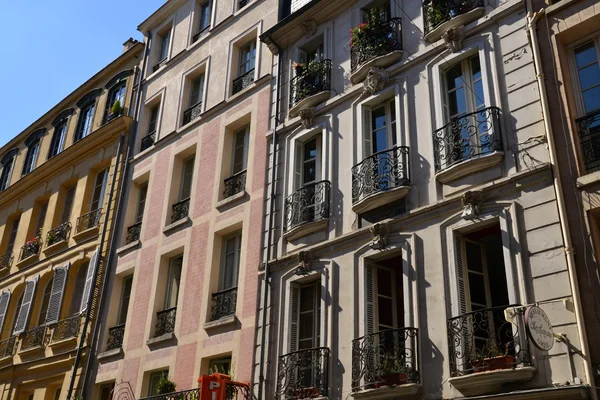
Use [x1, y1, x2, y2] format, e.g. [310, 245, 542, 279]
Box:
[123, 37, 139, 53]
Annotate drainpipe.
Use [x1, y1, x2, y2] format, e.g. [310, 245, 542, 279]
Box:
[257, 40, 283, 400]
[526, 7, 597, 398]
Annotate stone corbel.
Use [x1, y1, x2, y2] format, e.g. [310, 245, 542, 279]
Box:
[442, 26, 464, 53]
[363, 68, 390, 97]
[299, 107, 316, 129]
[301, 20, 317, 38]
[370, 223, 390, 250]
[294, 250, 312, 276]
[461, 190, 484, 220]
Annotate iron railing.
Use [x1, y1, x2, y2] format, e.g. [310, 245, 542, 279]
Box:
[284, 181, 330, 233]
[21, 326, 46, 350]
[76, 208, 103, 233]
[0, 336, 16, 358]
[20, 236, 42, 261]
[183, 101, 203, 125]
[276, 347, 330, 399]
[433, 107, 503, 172]
[225, 381, 252, 400]
[141, 131, 156, 152]
[171, 198, 190, 223]
[447, 305, 530, 377]
[290, 59, 332, 107]
[193, 26, 210, 43]
[155, 307, 177, 337]
[52, 315, 81, 342]
[238, 0, 251, 8]
[153, 57, 168, 72]
[139, 388, 200, 400]
[126, 222, 142, 244]
[0, 252, 13, 272]
[352, 146, 410, 205]
[211, 287, 237, 321]
[46, 222, 71, 247]
[352, 328, 419, 391]
[106, 324, 126, 351]
[351, 18, 403, 71]
[576, 109, 600, 173]
[103, 110, 123, 125]
[232, 69, 255, 95]
[223, 170, 247, 199]
[423, 0, 484, 34]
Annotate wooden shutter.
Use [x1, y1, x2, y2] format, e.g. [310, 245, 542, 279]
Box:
[294, 142, 303, 190]
[363, 108, 373, 158]
[13, 276, 38, 335]
[45, 263, 70, 325]
[0, 290, 11, 335]
[289, 286, 300, 353]
[79, 249, 99, 314]
[454, 233, 468, 315]
[365, 263, 375, 336]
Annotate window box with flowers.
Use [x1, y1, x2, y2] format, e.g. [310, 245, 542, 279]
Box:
[422, 0, 485, 42]
[19, 234, 42, 263]
[289, 59, 332, 117]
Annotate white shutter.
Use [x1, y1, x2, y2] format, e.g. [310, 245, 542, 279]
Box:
[363, 108, 373, 158]
[454, 234, 468, 315]
[294, 142, 303, 190]
[365, 264, 375, 336]
[79, 249, 100, 314]
[0, 290, 11, 335]
[45, 263, 70, 325]
[289, 286, 300, 353]
[13, 276, 39, 335]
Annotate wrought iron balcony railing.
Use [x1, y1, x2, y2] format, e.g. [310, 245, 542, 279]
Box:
[352, 146, 410, 205]
[106, 324, 126, 351]
[423, 0, 484, 34]
[238, 0, 251, 9]
[140, 388, 200, 400]
[153, 57, 168, 73]
[576, 109, 600, 173]
[52, 315, 81, 342]
[21, 326, 46, 350]
[447, 305, 530, 377]
[223, 170, 247, 199]
[183, 101, 203, 125]
[0, 336, 16, 358]
[225, 381, 252, 400]
[46, 222, 71, 247]
[141, 131, 156, 152]
[211, 287, 237, 321]
[20, 236, 42, 261]
[290, 59, 332, 108]
[126, 222, 142, 244]
[103, 109, 123, 125]
[276, 347, 330, 399]
[193, 26, 210, 43]
[155, 307, 177, 337]
[284, 181, 330, 233]
[352, 328, 419, 391]
[433, 107, 503, 172]
[350, 18, 403, 71]
[232, 69, 255, 95]
[0, 252, 13, 272]
[76, 208, 103, 233]
[171, 198, 190, 223]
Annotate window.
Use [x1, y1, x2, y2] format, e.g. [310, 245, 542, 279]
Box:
[231, 126, 249, 176]
[195, 1, 211, 39]
[165, 257, 182, 309]
[209, 356, 232, 375]
[70, 262, 89, 316]
[61, 186, 76, 224]
[238, 41, 256, 77]
[290, 281, 321, 352]
[444, 55, 485, 121]
[189, 75, 205, 109]
[148, 371, 168, 396]
[179, 156, 195, 201]
[363, 99, 397, 158]
[219, 232, 242, 292]
[90, 170, 108, 212]
[6, 216, 20, 254]
[49, 120, 68, 158]
[106, 83, 126, 118]
[76, 101, 97, 141]
[10, 294, 23, 334]
[0, 149, 17, 191]
[35, 202, 48, 234]
[99, 383, 115, 400]
[573, 40, 600, 115]
[238, 0, 250, 10]
[365, 257, 404, 335]
[38, 278, 53, 326]
[159, 30, 171, 62]
[117, 275, 133, 325]
[22, 130, 44, 176]
[135, 183, 148, 224]
[148, 106, 159, 135]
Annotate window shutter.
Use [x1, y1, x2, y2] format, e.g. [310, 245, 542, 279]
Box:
[45, 263, 70, 325]
[13, 276, 38, 335]
[289, 286, 300, 353]
[454, 233, 468, 315]
[294, 142, 303, 190]
[363, 108, 373, 158]
[365, 264, 375, 336]
[0, 290, 11, 335]
[79, 249, 99, 314]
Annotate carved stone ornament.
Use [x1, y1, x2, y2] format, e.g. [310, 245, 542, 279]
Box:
[461, 190, 484, 220]
[294, 250, 312, 276]
[363, 68, 390, 97]
[301, 20, 317, 38]
[299, 107, 316, 129]
[370, 223, 390, 250]
[442, 26, 464, 53]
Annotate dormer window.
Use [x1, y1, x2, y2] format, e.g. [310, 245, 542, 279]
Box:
[48, 109, 73, 159]
[75, 89, 102, 142]
[0, 149, 17, 191]
[22, 129, 45, 176]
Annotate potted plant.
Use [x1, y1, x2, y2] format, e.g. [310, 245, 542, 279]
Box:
[471, 345, 515, 373]
[156, 372, 177, 395]
[374, 359, 409, 387]
[292, 386, 319, 399]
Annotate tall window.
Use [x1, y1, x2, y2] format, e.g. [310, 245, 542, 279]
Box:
[48, 120, 68, 158]
[209, 356, 232, 374]
[69, 263, 89, 316]
[290, 281, 321, 351]
[148, 105, 159, 135]
[444, 55, 485, 121]
[198, 1, 211, 33]
[0, 150, 17, 191]
[22, 131, 44, 176]
[238, 41, 256, 77]
[117, 275, 133, 325]
[179, 156, 195, 201]
[136, 183, 148, 224]
[158, 30, 171, 62]
[90, 170, 108, 212]
[365, 259, 404, 335]
[61, 186, 76, 224]
[99, 383, 115, 400]
[148, 371, 169, 396]
[189, 75, 205, 108]
[76, 102, 96, 141]
[38, 279, 53, 326]
[219, 232, 242, 291]
[35, 203, 48, 234]
[106, 83, 126, 117]
[232, 126, 249, 175]
[574, 41, 600, 115]
[364, 99, 397, 158]
[6, 216, 20, 254]
[165, 257, 182, 310]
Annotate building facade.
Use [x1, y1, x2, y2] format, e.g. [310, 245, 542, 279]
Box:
[0, 40, 142, 400]
[89, 0, 277, 398]
[256, 0, 597, 398]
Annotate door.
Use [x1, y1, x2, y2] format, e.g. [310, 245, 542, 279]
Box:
[294, 136, 321, 223]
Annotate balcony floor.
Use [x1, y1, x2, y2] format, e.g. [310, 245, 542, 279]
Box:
[448, 366, 536, 397]
[351, 50, 403, 84]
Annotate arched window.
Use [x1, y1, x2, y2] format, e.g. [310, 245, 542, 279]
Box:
[104, 70, 132, 123]
[22, 129, 45, 176]
[0, 149, 17, 191]
[75, 89, 102, 142]
[38, 278, 53, 326]
[69, 262, 89, 316]
[48, 109, 73, 159]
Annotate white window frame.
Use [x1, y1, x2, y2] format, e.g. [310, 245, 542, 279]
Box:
[231, 125, 250, 176]
[179, 155, 196, 201]
[568, 34, 600, 117]
[219, 231, 242, 291]
[164, 256, 183, 310]
[291, 22, 333, 78]
[286, 124, 330, 196]
[90, 169, 108, 212]
[179, 58, 210, 128]
[226, 23, 263, 98]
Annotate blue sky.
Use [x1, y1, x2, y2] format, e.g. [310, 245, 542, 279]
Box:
[0, 0, 166, 147]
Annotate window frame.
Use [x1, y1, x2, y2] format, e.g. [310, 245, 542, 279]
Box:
[22, 130, 45, 176]
[179, 155, 196, 201]
[117, 275, 133, 325]
[6, 216, 20, 254]
[90, 169, 108, 212]
[238, 40, 257, 77]
[231, 125, 249, 176]
[0, 149, 17, 192]
[219, 231, 242, 291]
[158, 29, 172, 63]
[76, 102, 97, 141]
[164, 256, 183, 310]
[569, 35, 600, 117]
[148, 370, 169, 396]
[48, 120, 69, 159]
[38, 278, 54, 326]
[136, 183, 149, 224]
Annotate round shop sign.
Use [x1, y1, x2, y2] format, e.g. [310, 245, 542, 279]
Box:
[525, 306, 554, 351]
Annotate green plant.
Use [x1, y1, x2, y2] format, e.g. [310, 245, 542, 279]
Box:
[111, 99, 122, 115]
[350, 8, 394, 54]
[156, 372, 177, 395]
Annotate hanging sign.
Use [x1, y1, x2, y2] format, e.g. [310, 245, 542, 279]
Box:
[525, 306, 554, 351]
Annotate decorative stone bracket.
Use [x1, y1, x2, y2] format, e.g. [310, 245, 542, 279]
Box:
[461, 190, 484, 220]
[294, 250, 313, 276]
[363, 67, 391, 97]
[370, 223, 390, 250]
[442, 26, 464, 53]
[299, 107, 316, 129]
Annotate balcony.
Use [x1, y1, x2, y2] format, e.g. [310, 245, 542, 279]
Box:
[106, 324, 126, 351]
[19, 236, 42, 262]
[350, 17, 403, 84]
[153, 57, 168, 73]
[126, 222, 142, 244]
[140, 388, 200, 400]
[433, 107, 503, 183]
[52, 315, 81, 342]
[283, 181, 330, 241]
[140, 131, 156, 152]
[423, 0, 485, 42]
[352, 146, 410, 215]
[76, 208, 103, 234]
[576, 109, 600, 173]
[0, 252, 13, 273]
[211, 287, 237, 321]
[0, 336, 16, 359]
[171, 198, 190, 223]
[46, 222, 71, 248]
[289, 60, 332, 118]
[276, 347, 330, 399]
[21, 326, 46, 351]
[193, 26, 210, 43]
[103, 109, 124, 125]
[154, 307, 177, 338]
[447, 305, 534, 396]
[183, 101, 203, 125]
[223, 170, 247, 199]
[232, 69, 255, 95]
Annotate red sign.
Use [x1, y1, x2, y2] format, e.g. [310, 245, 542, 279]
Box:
[198, 373, 231, 400]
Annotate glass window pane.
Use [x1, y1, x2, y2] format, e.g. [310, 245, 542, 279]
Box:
[470, 56, 481, 81]
[446, 65, 463, 91]
[300, 286, 314, 312]
[583, 86, 600, 113]
[575, 42, 597, 68]
[465, 242, 484, 272]
[449, 87, 467, 117]
[578, 63, 600, 91]
[377, 269, 393, 297]
[377, 297, 394, 327]
[299, 313, 314, 340]
[473, 80, 485, 109]
[468, 272, 487, 306]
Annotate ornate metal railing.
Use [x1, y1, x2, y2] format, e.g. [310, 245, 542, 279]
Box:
[276, 347, 330, 399]
[20, 236, 42, 261]
[351, 18, 403, 71]
[171, 198, 190, 223]
[76, 208, 103, 233]
[106, 324, 126, 351]
[232, 69, 255, 95]
[352, 328, 419, 391]
[223, 170, 247, 199]
[21, 326, 46, 350]
[183, 101, 203, 125]
[153, 57, 168, 73]
[139, 388, 200, 400]
[211, 287, 237, 321]
[0, 252, 13, 272]
[447, 305, 530, 377]
[103, 109, 123, 125]
[576, 109, 600, 173]
[126, 222, 142, 244]
[433, 107, 503, 172]
[284, 181, 330, 233]
[46, 222, 71, 247]
[52, 315, 81, 342]
[193, 26, 210, 43]
[155, 307, 177, 337]
[290, 59, 332, 107]
[352, 146, 410, 205]
[238, 0, 251, 9]
[423, 0, 484, 34]
[0, 336, 16, 358]
[225, 381, 252, 400]
[141, 131, 156, 152]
